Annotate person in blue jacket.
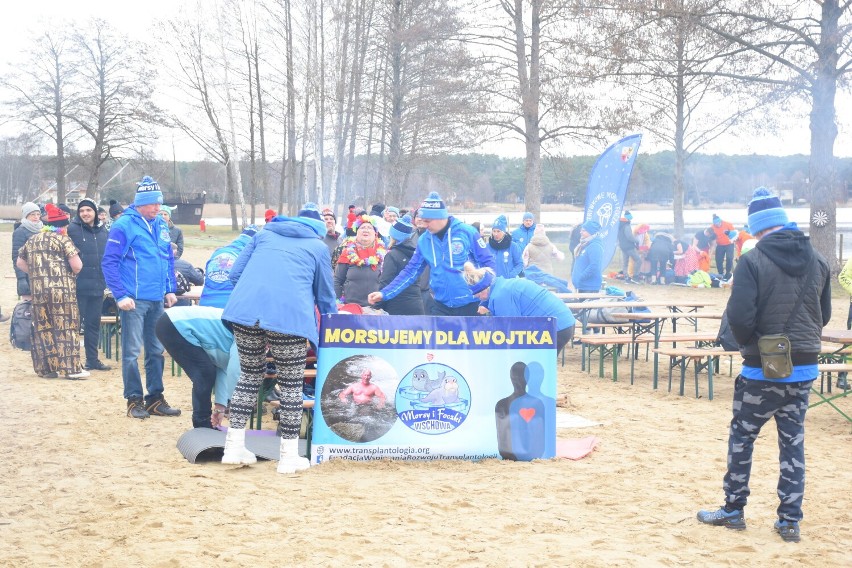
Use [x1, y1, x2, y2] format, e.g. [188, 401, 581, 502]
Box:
[102, 176, 181, 420]
[488, 215, 524, 279]
[511, 211, 536, 250]
[367, 192, 494, 316]
[199, 225, 259, 308]
[571, 220, 604, 293]
[463, 262, 576, 354]
[221, 203, 337, 474]
[156, 306, 240, 429]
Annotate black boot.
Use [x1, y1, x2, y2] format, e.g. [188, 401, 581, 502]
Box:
[127, 398, 150, 419]
[146, 396, 181, 417]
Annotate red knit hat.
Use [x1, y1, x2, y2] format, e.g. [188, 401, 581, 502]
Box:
[264, 209, 277, 223]
[44, 203, 70, 227]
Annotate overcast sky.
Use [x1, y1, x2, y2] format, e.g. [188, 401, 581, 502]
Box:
[2, 1, 850, 160]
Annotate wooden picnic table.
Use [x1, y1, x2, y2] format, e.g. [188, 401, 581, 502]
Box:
[554, 292, 612, 300]
[179, 286, 203, 304]
[610, 311, 723, 388]
[815, 329, 852, 425]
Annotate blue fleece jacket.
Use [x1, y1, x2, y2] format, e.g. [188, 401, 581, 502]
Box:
[199, 234, 252, 308]
[512, 223, 536, 250]
[381, 217, 495, 308]
[487, 276, 576, 331]
[164, 306, 239, 405]
[101, 205, 176, 302]
[488, 238, 525, 278]
[222, 218, 337, 346]
[571, 236, 604, 292]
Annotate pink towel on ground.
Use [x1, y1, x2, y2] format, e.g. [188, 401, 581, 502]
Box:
[556, 436, 600, 460]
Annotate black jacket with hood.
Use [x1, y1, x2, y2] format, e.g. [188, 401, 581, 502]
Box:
[377, 236, 425, 315]
[726, 226, 831, 368]
[67, 209, 108, 297]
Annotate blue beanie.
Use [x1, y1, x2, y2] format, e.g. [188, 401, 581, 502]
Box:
[624, 211, 633, 221]
[135, 176, 163, 206]
[747, 187, 788, 235]
[241, 224, 259, 238]
[492, 215, 508, 232]
[389, 214, 414, 243]
[419, 192, 448, 219]
[295, 202, 326, 237]
[522, 212, 534, 222]
[582, 220, 601, 234]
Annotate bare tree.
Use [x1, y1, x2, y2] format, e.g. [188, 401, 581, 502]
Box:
[71, 19, 161, 203]
[694, 0, 852, 269]
[1, 29, 78, 203]
[471, 1, 632, 218]
[584, 0, 776, 236]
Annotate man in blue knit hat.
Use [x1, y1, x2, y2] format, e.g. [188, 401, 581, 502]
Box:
[512, 211, 536, 250]
[571, 220, 603, 293]
[697, 187, 831, 543]
[102, 176, 181, 419]
[368, 191, 494, 316]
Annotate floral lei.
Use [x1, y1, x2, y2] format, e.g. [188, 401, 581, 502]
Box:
[41, 225, 67, 235]
[340, 237, 386, 270]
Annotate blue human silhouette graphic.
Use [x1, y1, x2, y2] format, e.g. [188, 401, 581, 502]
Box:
[524, 361, 556, 458]
[495, 361, 545, 460]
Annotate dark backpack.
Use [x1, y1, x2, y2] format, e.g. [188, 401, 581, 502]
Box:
[174, 270, 192, 295]
[10, 300, 33, 351]
[716, 311, 739, 351]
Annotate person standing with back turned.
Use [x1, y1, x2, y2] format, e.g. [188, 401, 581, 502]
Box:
[102, 176, 182, 420]
[697, 187, 831, 543]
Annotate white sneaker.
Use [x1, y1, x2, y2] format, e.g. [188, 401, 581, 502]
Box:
[65, 370, 91, 380]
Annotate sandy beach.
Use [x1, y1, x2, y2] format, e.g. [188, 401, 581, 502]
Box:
[1, 229, 850, 567]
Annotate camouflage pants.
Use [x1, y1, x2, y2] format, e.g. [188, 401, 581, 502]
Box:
[723, 375, 813, 521]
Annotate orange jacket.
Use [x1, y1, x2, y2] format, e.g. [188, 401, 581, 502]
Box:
[711, 220, 735, 246]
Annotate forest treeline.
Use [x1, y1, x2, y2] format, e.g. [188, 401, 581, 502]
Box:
[3, 150, 849, 211]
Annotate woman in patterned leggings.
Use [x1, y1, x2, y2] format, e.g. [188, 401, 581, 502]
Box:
[221, 203, 338, 474]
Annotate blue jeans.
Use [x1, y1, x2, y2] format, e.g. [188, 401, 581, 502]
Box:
[120, 299, 165, 401]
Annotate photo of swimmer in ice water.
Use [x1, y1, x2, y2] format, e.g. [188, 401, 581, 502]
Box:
[320, 354, 398, 443]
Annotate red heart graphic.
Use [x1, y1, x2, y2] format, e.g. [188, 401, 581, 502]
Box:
[426, 353, 434, 362]
[519, 408, 535, 422]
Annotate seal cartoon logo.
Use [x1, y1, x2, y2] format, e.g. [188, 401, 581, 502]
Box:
[207, 251, 237, 283]
[160, 227, 171, 242]
[397, 365, 470, 435]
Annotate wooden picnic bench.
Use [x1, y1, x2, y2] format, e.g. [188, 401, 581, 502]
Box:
[652, 347, 739, 400]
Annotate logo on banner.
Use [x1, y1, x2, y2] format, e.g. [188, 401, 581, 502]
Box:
[396, 363, 471, 435]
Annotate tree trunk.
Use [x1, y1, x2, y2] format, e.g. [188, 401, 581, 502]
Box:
[808, 0, 840, 271]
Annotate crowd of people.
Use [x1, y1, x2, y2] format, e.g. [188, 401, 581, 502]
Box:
[6, 182, 844, 543]
[615, 209, 754, 287]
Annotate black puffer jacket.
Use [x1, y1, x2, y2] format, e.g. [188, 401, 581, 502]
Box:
[727, 228, 831, 367]
[12, 224, 40, 296]
[67, 217, 108, 296]
[377, 237, 425, 315]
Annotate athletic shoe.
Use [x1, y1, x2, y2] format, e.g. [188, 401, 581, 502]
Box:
[146, 397, 181, 417]
[65, 370, 91, 380]
[127, 399, 150, 419]
[696, 507, 746, 530]
[774, 520, 800, 542]
[84, 360, 112, 371]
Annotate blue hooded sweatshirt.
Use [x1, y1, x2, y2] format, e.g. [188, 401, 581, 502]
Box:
[102, 205, 176, 302]
[164, 306, 240, 405]
[571, 236, 604, 292]
[381, 216, 495, 308]
[487, 276, 576, 331]
[199, 234, 253, 308]
[222, 218, 337, 346]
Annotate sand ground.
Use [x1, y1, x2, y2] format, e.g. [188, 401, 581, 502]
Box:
[1, 228, 850, 567]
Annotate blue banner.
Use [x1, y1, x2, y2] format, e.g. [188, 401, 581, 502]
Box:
[583, 134, 642, 268]
[311, 315, 557, 464]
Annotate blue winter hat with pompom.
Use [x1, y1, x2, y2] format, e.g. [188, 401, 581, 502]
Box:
[135, 176, 163, 206]
[389, 214, 414, 244]
[747, 187, 788, 235]
[419, 191, 448, 219]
